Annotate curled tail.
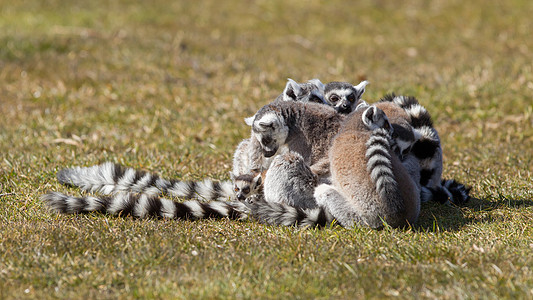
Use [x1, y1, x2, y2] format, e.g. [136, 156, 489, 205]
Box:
[41, 191, 249, 220]
[57, 162, 234, 201]
[248, 197, 336, 228]
[380, 94, 442, 184]
[365, 128, 398, 200]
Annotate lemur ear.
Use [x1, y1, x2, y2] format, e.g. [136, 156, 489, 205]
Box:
[284, 78, 303, 100]
[252, 173, 262, 188]
[244, 116, 255, 126]
[308, 78, 325, 91]
[353, 80, 369, 98]
[362, 105, 388, 130]
[362, 106, 377, 128]
[355, 100, 370, 111]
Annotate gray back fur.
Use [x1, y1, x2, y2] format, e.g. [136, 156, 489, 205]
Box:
[263, 151, 318, 209]
[248, 101, 345, 166]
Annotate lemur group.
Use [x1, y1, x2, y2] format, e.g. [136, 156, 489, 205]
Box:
[43, 78, 471, 229]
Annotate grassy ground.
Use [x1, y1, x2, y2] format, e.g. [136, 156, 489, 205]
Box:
[1, 0, 532, 298]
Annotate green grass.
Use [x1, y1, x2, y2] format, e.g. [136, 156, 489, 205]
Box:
[1, 0, 532, 298]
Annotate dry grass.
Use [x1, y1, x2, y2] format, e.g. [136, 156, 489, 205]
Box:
[1, 0, 532, 299]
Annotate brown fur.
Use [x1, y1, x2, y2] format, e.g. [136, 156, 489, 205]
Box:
[317, 107, 420, 228]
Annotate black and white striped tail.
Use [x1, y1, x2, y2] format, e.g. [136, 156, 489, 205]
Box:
[248, 197, 336, 228]
[41, 191, 249, 220]
[57, 162, 234, 201]
[420, 179, 471, 205]
[380, 94, 442, 181]
[380, 94, 472, 200]
[365, 128, 398, 199]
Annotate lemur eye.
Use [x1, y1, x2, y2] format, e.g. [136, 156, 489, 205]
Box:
[347, 94, 356, 102]
[243, 187, 250, 194]
[330, 95, 340, 102]
[234, 187, 239, 192]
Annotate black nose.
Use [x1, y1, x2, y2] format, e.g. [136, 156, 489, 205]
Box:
[262, 137, 272, 145]
[237, 194, 246, 201]
[338, 105, 351, 114]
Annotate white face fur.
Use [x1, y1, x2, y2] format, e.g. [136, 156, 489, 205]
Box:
[324, 80, 368, 114]
[245, 112, 289, 158]
[233, 174, 263, 201]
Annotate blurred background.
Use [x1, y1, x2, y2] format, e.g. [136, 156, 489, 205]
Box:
[1, 1, 532, 298]
[1, 0, 532, 194]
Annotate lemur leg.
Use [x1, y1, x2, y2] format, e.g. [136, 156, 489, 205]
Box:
[263, 151, 318, 210]
[314, 184, 362, 228]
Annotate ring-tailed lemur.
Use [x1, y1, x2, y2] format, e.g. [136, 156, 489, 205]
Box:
[230, 137, 274, 201]
[323, 81, 369, 114]
[218, 78, 331, 202]
[275, 78, 325, 104]
[250, 105, 421, 229]
[41, 191, 250, 220]
[378, 94, 471, 205]
[244, 100, 346, 178]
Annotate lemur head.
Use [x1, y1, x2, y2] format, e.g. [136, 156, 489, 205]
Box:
[390, 124, 421, 160]
[245, 109, 289, 158]
[230, 172, 263, 201]
[278, 78, 325, 103]
[361, 105, 392, 132]
[324, 80, 369, 114]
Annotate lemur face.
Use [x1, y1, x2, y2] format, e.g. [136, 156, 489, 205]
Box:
[247, 112, 289, 158]
[232, 173, 263, 201]
[324, 81, 368, 114]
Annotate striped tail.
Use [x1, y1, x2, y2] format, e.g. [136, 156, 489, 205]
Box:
[247, 197, 336, 228]
[57, 162, 234, 201]
[365, 128, 398, 200]
[380, 94, 441, 172]
[41, 191, 249, 220]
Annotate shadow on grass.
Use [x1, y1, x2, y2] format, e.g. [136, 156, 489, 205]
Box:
[413, 196, 533, 232]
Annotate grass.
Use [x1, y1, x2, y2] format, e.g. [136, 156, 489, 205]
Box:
[1, 0, 532, 298]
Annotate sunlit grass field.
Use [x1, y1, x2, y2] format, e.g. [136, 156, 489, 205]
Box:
[1, 0, 532, 298]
